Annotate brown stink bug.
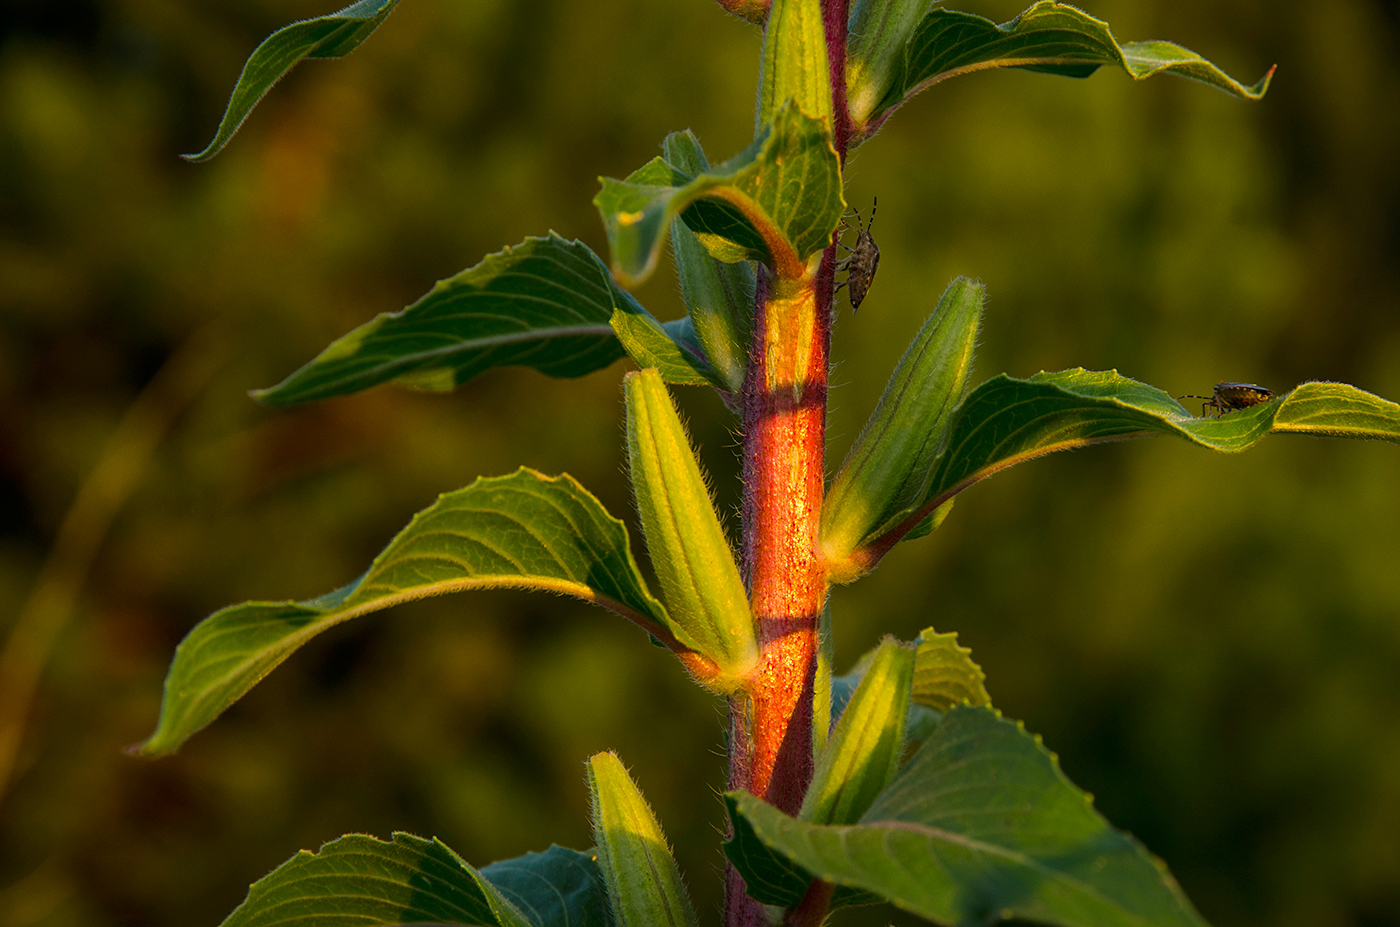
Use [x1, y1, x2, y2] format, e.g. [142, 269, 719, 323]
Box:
[1178, 381, 1275, 418]
[836, 197, 879, 311]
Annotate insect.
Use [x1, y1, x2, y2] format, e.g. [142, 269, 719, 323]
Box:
[835, 197, 880, 311]
[1178, 381, 1275, 418]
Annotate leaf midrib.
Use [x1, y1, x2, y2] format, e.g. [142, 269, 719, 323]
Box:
[813, 817, 1161, 922]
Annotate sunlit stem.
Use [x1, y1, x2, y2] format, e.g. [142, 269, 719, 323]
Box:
[725, 2, 848, 924]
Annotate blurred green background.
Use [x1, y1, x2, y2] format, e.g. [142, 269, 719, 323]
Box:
[1, 0, 1398, 924]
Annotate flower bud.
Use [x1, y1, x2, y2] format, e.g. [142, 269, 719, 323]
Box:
[626, 369, 758, 691]
[822, 276, 983, 575]
[846, 0, 936, 129]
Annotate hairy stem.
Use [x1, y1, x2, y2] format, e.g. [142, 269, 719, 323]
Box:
[823, 0, 851, 157]
[728, 257, 833, 927]
[725, 4, 848, 925]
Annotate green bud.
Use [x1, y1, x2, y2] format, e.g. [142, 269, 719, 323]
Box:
[847, 0, 936, 130]
[626, 369, 758, 691]
[801, 637, 914, 825]
[662, 131, 753, 393]
[588, 752, 700, 927]
[759, 0, 832, 128]
[821, 276, 984, 573]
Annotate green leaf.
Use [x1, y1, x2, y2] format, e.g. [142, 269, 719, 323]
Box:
[723, 794, 880, 911]
[896, 496, 952, 543]
[595, 102, 842, 285]
[801, 638, 914, 826]
[857, 0, 1273, 134]
[610, 307, 724, 389]
[187, 0, 402, 162]
[220, 832, 606, 927]
[723, 792, 814, 908]
[135, 468, 671, 756]
[479, 846, 611, 927]
[662, 130, 754, 393]
[625, 370, 757, 690]
[859, 371, 1400, 560]
[759, 0, 832, 127]
[912, 627, 990, 712]
[588, 752, 699, 927]
[254, 234, 626, 407]
[729, 706, 1207, 927]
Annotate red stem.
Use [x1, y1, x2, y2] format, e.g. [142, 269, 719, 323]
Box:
[728, 254, 834, 927]
[824, 0, 851, 158]
[725, 4, 849, 925]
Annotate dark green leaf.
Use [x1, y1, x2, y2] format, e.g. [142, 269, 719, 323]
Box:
[220, 832, 606, 927]
[187, 0, 402, 161]
[662, 131, 754, 394]
[729, 706, 1206, 927]
[594, 102, 842, 285]
[862, 371, 1400, 557]
[723, 793, 812, 908]
[722, 795, 880, 911]
[858, 1, 1273, 135]
[480, 846, 611, 927]
[255, 235, 625, 407]
[135, 469, 671, 756]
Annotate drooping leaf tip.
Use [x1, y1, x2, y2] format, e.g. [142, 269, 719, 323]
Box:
[126, 732, 175, 758]
[179, 142, 220, 163]
[1248, 63, 1277, 99]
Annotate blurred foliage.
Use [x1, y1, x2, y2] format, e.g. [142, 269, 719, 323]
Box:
[1, 1, 1397, 926]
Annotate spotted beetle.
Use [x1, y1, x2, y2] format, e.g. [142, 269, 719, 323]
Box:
[1178, 381, 1275, 418]
[835, 197, 879, 311]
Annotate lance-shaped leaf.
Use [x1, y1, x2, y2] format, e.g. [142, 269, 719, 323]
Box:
[255, 235, 627, 407]
[187, 0, 401, 162]
[855, 371, 1400, 567]
[610, 308, 724, 389]
[912, 627, 990, 713]
[595, 102, 843, 286]
[759, 0, 832, 127]
[135, 468, 677, 756]
[221, 833, 606, 927]
[821, 276, 982, 579]
[801, 638, 914, 827]
[662, 130, 753, 393]
[625, 370, 757, 691]
[588, 752, 699, 927]
[730, 705, 1207, 927]
[854, 0, 1273, 136]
